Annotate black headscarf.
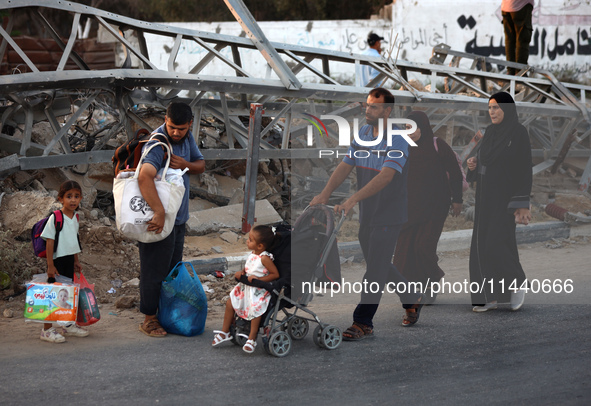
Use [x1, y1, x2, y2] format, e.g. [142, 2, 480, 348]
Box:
[407, 110, 436, 149]
[480, 92, 519, 166]
[404, 110, 450, 223]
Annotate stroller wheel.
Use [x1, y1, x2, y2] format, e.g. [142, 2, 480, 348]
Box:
[320, 325, 342, 350]
[312, 324, 326, 349]
[230, 321, 250, 346]
[287, 317, 309, 340]
[267, 331, 292, 357]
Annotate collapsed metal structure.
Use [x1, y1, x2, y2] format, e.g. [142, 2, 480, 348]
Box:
[1, 0, 591, 193]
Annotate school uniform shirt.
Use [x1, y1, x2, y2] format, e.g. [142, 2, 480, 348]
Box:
[342, 124, 409, 227]
[41, 213, 81, 259]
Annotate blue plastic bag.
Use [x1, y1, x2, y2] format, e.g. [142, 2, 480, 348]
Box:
[158, 262, 208, 336]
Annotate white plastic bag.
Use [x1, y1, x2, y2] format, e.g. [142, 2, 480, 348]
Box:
[113, 140, 185, 243]
[156, 167, 187, 188]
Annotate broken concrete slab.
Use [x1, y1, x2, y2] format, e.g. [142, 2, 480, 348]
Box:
[189, 197, 218, 212]
[266, 193, 283, 210]
[220, 231, 239, 244]
[228, 188, 244, 205]
[190, 173, 244, 207]
[186, 199, 283, 236]
[190, 173, 242, 200]
[256, 174, 275, 199]
[0, 191, 60, 237]
[86, 162, 116, 190]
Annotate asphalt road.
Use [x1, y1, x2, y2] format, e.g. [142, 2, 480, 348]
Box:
[1, 241, 590, 405]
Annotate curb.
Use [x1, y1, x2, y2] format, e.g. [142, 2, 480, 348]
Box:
[188, 221, 591, 274]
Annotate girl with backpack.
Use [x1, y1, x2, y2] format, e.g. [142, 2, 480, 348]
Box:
[39, 180, 88, 343]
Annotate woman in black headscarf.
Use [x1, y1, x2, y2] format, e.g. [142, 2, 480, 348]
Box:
[467, 92, 532, 312]
[393, 111, 464, 304]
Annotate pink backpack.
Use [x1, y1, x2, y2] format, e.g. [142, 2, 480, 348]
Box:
[31, 210, 80, 258]
[433, 137, 469, 192]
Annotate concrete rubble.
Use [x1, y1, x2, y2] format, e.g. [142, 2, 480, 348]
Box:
[186, 199, 283, 235]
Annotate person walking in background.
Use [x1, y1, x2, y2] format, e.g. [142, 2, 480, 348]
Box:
[393, 111, 464, 305]
[467, 92, 532, 312]
[355, 32, 386, 87]
[502, 0, 534, 75]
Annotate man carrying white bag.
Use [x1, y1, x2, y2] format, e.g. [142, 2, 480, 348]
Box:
[114, 102, 205, 338]
[114, 140, 185, 243]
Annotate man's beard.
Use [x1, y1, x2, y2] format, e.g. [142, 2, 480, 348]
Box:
[365, 116, 379, 127]
[168, 135, 185, 144]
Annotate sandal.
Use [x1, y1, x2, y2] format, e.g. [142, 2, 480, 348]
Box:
[139, 319, 167, 337]
[342, 322, 374, 341]
[243, 339, 257, 353]
[402, 294, 425, 327]
[212, 330, 232, 347]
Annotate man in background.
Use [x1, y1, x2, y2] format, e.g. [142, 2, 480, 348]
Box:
[356, 32, 386, 86]
[502, 0, 534, 75]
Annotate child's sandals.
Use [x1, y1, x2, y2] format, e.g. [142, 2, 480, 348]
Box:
[243, 339, 257, 354]
[212, 330, 232, 347]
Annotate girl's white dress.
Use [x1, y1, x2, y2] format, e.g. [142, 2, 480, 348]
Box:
[230, 251, 274, 320]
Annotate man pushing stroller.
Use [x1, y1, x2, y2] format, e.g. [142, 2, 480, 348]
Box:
[310, 88, 425, 340]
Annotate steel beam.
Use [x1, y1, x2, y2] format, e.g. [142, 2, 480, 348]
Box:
[1, 0, 590, 184]
[242, 103, 263, 233]
[223, 0, 302, 90]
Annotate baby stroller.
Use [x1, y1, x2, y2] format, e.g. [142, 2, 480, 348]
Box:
[230, 205, 346, 357]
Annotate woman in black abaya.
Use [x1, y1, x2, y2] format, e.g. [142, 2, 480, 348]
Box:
[393, 111, 463, 304]
[467, 92, 532, 312]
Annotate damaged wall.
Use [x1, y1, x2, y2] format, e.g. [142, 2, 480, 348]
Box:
[100, 0, 591, 87]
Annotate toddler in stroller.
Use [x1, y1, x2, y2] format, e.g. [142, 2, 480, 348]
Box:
[214, 205, 345, 357]
[212, 225, 279, 353]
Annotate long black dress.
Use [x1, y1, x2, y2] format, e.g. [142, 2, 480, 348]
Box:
[468, 93, 532, 305]
[394, 111, 463, 287]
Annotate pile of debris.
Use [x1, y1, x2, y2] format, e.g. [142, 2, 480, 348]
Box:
[0, 107, 301, 315]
